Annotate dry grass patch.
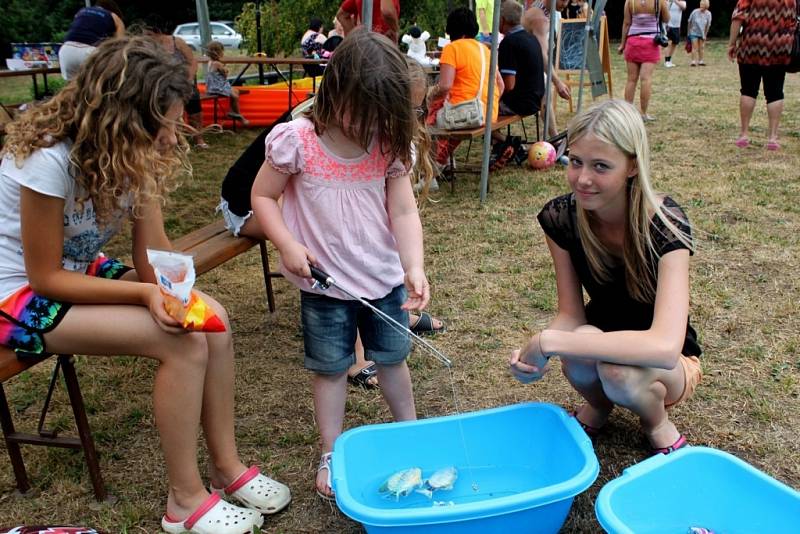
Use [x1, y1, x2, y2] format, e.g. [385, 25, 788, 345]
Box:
[1, 42, 799, 532]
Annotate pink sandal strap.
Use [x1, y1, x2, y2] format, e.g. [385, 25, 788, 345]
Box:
[225, 465, 260, 495]
[652, 435, 687, 455]
[183, 492, 221, 530]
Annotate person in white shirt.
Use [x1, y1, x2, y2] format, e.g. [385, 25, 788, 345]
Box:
[664, 0, 687, 68]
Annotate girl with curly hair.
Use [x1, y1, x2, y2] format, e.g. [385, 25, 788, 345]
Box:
[0, 36, 289, 533]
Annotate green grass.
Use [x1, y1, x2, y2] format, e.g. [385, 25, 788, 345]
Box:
[1, 40, 799, 532]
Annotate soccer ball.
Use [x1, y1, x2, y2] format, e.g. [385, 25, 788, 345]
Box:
[527, 141, 557, 170]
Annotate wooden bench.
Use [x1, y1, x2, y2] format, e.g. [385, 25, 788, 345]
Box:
[0, 220, 282, 500]
[200, 89, 251, 132]
[172, 219, 282, 313]
[428, 114, 539, 191]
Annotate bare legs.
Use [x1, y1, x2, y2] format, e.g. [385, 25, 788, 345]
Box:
[314, 361, 415, 496]
[738, 95, 756, 141]
[228, 88, 250, 126]
[638, 63, 656, 118]
[623, 61, 656, 119]
[559, 325, 686, 448]
[43, 291, 248, 520]
[766, 99, 784, 145]
[665, 41, 677, 64]
[623, 61, 640, 105]
[187, 111, 207, 148]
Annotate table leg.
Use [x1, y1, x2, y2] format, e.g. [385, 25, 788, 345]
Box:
[288, 64, 293, 109]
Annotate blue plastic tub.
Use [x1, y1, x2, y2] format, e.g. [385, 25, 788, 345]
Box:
[332, 402, 599, 533]
[596, 446, 800, 533]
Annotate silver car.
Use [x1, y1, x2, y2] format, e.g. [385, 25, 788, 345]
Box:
[173, 21, 242, 51]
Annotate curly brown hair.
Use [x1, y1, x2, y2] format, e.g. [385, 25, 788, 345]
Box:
[1, 36, 193, 225]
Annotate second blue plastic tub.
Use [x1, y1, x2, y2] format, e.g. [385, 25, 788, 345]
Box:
[595, 446, 800, 533]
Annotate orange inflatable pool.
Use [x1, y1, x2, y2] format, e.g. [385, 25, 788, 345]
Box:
[197, 83, 314, 128]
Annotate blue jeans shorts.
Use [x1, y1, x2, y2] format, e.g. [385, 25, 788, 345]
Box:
[300, 285, 411, 374]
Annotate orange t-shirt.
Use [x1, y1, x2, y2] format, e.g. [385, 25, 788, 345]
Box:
[440, 39, 500, 122]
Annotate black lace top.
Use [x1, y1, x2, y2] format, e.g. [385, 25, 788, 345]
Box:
[537, 193, 701, 356]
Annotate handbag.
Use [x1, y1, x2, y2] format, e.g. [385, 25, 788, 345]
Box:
[786, 0, 800, 73]
[654, 3, 669, 47]
[436, 40, 486, 130]
[685, 37, 692, 53]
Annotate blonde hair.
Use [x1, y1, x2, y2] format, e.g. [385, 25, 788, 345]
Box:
[1, 36, 192, 225]
[406, 59, 435, 203]
[567, 99, 693, 302]
[206, 41, 224, 61]
[699, 0, 710, 8]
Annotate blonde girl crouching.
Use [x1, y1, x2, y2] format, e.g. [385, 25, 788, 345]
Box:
[509, 99, 702, 455]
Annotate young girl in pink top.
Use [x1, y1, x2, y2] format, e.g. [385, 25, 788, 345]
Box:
[251, 28, 430, 501]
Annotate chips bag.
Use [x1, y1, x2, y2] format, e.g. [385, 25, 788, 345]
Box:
[146, 249, 226, 332]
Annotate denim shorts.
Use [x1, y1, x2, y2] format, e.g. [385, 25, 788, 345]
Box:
[300, 285, 411, 374]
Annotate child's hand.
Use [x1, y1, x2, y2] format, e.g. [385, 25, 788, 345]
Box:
[281, 241, 317, 279]
[509, 334, 550, 384]
[145, 284, 188, 335]
[402, 267, 430, 311]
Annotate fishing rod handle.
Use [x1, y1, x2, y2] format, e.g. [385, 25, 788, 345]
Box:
[309, 264, 333, 288]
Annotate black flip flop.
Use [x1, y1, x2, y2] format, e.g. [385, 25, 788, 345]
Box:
[347, 361, 378, 389]
[410, 312, 446, 336]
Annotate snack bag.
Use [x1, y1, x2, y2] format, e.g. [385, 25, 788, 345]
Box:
[146, 249, 226, 332]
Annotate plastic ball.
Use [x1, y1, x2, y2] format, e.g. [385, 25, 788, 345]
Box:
[527, 141, 557, 170]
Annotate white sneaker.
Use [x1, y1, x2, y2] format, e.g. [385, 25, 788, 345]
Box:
[664, 61, 675, 68]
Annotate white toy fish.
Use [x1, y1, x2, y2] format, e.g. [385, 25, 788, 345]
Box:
[416, 466, 458, 499]
[378, 467, 423, 501]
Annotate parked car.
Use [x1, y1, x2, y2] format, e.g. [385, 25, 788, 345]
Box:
[173, 21, 242, 51]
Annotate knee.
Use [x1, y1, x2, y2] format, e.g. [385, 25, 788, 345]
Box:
[597, 362, 643, 404]
[561, 357, 600, 385]
[176, 332, 211, 369]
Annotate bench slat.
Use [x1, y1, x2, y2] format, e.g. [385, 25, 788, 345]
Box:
[172, 219, 229, 251]
[428, 115, 522, 140]
[187, 232, 259, 276]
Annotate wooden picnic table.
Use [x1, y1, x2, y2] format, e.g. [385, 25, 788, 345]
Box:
[0, 67, 60, 100]
[198, 56, 326, 109]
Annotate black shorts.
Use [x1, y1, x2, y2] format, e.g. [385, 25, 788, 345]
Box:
[185, 85, 201, 115]
[667, 27, 680, 45]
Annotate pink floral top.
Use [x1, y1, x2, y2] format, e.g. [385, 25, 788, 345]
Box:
[265, 117, 411, 300]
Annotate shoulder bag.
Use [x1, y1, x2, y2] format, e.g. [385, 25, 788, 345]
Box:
[436, 40, 486, 130]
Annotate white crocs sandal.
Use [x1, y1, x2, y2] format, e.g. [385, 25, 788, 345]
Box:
[161, 493, 263, 534]
[211, 466, 291, 515]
